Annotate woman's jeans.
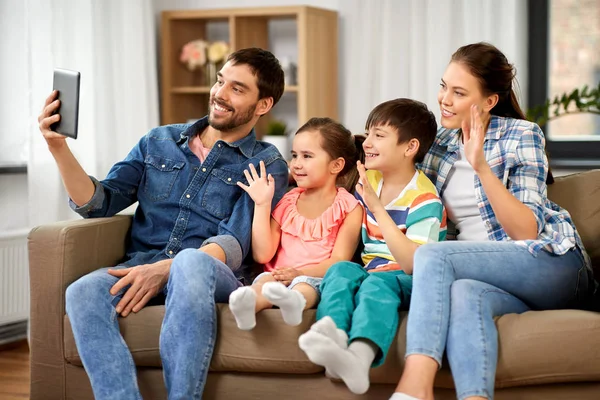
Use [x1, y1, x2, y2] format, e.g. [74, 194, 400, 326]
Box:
[65, 249, 242, 400]
[405, 241, 590, 400]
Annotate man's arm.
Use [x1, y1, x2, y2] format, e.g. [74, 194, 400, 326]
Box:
[198, 243, 226, 264]
[38, 91, 95, 206]
[40, 91, 148, 218]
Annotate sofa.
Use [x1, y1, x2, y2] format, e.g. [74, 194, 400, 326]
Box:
[29, 170, 600, 400]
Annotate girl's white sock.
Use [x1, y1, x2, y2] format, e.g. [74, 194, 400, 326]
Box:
[389, 393, 421, 400]
[261, 281, 306, 326]
[228, 286, 257, 330]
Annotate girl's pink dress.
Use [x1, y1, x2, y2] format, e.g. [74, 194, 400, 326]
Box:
[264, 187, 360, 272]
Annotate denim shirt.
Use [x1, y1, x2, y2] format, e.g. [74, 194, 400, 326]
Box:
[70, 117, 289, 273]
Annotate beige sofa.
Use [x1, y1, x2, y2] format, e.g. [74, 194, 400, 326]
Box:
[29, 170, 600, 400]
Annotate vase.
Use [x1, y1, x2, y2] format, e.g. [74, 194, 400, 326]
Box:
[263, 135, 290, 159]
[205, 62, 217, 87]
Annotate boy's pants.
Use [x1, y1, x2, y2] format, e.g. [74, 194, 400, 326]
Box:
[316, 261, 412, 366]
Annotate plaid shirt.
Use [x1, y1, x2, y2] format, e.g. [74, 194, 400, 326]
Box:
[418, 115, 591, 271]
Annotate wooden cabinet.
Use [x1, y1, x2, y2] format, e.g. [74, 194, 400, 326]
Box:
[160, 6, 338, 137]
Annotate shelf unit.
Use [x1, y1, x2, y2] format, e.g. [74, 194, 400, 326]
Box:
[160, 6, 338, 137]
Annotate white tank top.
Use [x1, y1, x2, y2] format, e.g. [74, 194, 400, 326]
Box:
[443, 143, 489, 241]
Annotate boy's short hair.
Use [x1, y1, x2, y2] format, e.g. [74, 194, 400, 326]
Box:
[226, 48, 285, 106]
[365, 98, 437, 163]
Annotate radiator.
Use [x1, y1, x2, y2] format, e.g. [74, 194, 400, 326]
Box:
[0, 229, 29, 344]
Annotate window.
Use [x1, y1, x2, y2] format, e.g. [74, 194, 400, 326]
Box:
[528, 0, 600, 168]
[0, 1, 28, 174]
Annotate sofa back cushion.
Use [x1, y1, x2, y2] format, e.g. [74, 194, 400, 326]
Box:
[547, 169, 600, 276]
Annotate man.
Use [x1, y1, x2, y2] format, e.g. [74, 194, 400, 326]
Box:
[38, 48, 289, 399]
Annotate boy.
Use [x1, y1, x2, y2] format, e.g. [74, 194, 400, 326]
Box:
[298, 98, 447, 395]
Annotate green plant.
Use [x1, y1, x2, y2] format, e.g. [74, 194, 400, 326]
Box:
[526, 81, 600, 126]
[266, 119, 288, 136]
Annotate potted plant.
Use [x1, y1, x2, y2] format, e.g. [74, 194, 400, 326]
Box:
[527, 81, 600, 126]
[263, 119, 290, 159]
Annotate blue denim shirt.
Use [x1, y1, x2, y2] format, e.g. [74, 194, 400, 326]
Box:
[70, 117, 289, 274]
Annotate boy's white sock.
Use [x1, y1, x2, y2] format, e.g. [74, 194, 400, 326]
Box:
[389, 393, 421, 400]
[261, 281, 306, 326]
[228, 287, 257, 330]
[310, 316, 349, 349]
[299, 329, 377, 394]
[309, 316, 349, 379]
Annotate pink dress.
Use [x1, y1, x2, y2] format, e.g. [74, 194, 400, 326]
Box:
[264, 187, 360, 272]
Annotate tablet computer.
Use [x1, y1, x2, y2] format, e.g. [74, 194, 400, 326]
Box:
[51, 68, 81, 139]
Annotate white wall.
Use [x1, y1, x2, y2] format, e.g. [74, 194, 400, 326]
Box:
[0, 175, 29, 231]
[0, 1, 30, 232]
[0, 0, 29, 168]
[152, 0, 339, 15]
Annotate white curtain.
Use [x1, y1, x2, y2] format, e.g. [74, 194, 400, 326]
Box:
[25, 0, 159, 226]
[338, 0, 528, 133]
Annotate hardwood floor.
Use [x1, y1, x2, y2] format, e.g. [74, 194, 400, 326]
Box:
[0, 340, 30, 399]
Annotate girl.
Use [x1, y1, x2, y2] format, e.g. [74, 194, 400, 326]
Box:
[393, 42, 596, 400]
[229, 117, 364, 330]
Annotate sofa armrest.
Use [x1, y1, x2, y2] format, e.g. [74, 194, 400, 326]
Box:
[28, 215, 132, 399]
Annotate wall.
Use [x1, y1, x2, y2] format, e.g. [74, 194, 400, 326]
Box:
[0, 175, 28, 231]
[152, 0, 339, 15]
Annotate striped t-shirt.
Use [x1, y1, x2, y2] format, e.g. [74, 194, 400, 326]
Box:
[357, 169, 447, 271]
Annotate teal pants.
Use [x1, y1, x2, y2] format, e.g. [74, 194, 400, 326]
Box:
[316, 261, 412, 367]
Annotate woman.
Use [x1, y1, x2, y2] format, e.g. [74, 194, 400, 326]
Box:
[392, 42, 596, 400]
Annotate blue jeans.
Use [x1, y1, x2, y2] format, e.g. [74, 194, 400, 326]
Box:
[65, 249, 242, 400]
[405, 241, 590, 400]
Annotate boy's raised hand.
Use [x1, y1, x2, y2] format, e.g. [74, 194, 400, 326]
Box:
[355, 160, 384, 213]
[237, 160, 275, 206]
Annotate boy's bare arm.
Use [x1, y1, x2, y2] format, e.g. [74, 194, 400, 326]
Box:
[370, 207, 420, 274]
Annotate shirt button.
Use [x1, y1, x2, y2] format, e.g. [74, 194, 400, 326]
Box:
[173, 238, 177, 241]
[202, 168, 206, 172]
[186, 194, 191, 198]
[227, 178, 231, 182]
[168, 250, 173, 255]
[161, 164, 166, 168]
[218, 144, 221, 148]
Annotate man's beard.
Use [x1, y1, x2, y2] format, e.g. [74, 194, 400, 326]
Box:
[208, 98, 256, 132]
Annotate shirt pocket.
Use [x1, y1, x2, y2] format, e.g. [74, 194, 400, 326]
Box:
[202, 167, 245, 219]
[142, 155, 185, 202]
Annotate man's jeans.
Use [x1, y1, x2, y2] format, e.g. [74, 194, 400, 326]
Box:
[405, 241, 590, 400]
[65, 249, 242, 400]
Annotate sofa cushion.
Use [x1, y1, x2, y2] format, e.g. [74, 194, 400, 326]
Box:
[547, 169, 600, 275]
[64, 305, 600, 388]
[210, 305, 321, 374]
[64, 305, 165, 367]
[64, 304, 322, 374]
[369, 309, 600, 388]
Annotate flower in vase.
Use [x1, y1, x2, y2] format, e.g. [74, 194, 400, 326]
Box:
[180, 39, 208, 71]
[207, 41, 230, 64]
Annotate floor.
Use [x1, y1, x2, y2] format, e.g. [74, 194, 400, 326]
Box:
[0, 340, 29, 399]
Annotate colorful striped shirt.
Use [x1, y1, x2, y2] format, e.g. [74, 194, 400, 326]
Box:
[357, 170, 447, 271]
[417, 115, 592, 273]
